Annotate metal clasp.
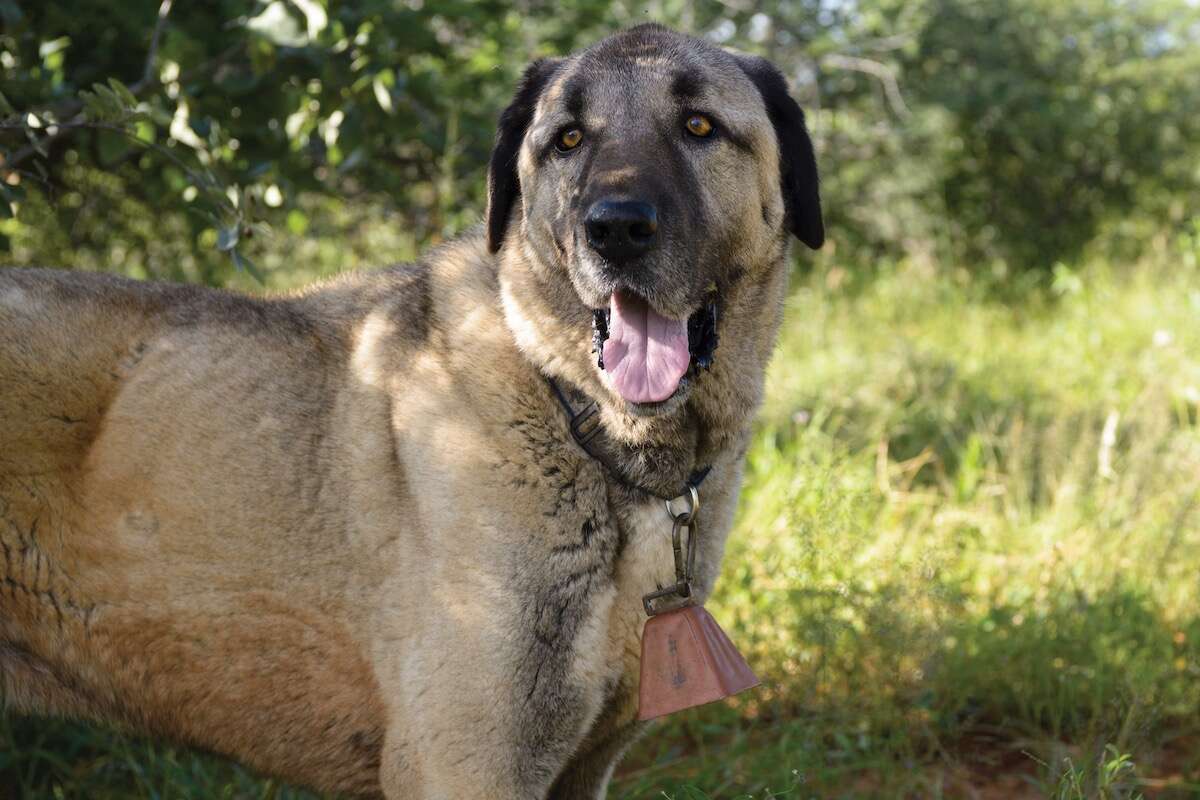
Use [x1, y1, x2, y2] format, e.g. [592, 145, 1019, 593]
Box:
[664, 482, 699, 523]
[568, 401, 602, 447]
[643, 483, 702, 617]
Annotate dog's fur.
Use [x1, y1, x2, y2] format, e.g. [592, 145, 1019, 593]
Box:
[0, 25, 820, 799]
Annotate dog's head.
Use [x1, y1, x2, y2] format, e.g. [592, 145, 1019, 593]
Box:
[489, 24, 822, 416]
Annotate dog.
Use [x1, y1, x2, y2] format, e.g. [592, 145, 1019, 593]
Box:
[0, 23, 821, 799]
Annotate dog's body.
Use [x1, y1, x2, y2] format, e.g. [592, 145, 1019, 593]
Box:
[0, 26, 820, 799]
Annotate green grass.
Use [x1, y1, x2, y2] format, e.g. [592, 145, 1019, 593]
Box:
[3, 230, 1200, 798]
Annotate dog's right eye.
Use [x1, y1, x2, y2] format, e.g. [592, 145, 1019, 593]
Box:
[556, 127, 584, 153]
[685, 113, 715, 138]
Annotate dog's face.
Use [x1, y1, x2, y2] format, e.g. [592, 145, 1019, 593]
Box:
[488, 25, 822, 414]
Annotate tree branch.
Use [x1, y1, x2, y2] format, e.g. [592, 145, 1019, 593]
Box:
[1, 0, 186, 177]
[4, 120, 222, 198]
[850, 33, 914, 53]
[144, 0, 175, 86]
[820, 53, 911, 116]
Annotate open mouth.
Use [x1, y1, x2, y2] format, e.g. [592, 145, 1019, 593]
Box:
[591, 290, 719, 405]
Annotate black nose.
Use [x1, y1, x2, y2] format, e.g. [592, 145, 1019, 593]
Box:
[584, 200, 658, 261]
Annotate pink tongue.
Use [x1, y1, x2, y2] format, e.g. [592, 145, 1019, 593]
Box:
[602, 292, 690, 403]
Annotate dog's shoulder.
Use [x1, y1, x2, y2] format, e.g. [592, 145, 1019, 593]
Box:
[296, 228, 498, 348]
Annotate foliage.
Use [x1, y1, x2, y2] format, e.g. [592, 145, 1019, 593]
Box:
[0, 0, 612, 280]
[2, 0, 1198, 279]
[1049, 745, 1144, 800]
[626, 240, 1200, 796]
[907, 0, 1200, 271]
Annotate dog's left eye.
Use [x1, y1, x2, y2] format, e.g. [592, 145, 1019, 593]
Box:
[556, 127, 584, 153]
[685, 114, 715, 138]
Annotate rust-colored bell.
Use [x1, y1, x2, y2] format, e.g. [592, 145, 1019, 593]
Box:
[638, 605, 760, 721]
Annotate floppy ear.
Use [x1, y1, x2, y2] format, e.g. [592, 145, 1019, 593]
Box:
[734, 55, 824, 249]
[486, 58, 563, 254]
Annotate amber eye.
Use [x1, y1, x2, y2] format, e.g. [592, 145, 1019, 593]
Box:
[685, 114, 714, 138]
[557, 128, 584, 152]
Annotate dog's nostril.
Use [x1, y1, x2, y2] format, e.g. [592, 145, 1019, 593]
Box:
[630, 219, 657, 241]
[584, 200, 659, 261]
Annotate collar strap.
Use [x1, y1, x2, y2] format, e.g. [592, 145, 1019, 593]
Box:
[546, 376, 711, 499]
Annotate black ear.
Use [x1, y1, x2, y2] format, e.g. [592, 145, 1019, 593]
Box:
[486, 58, 563, 254]
[734, 55, 824, 249]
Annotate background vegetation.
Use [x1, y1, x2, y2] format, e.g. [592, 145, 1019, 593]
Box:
[2, 0, 1199, 797]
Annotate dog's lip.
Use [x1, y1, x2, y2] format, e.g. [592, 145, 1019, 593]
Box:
[591, 284, 688, 319]
[589, 286, 704, 324]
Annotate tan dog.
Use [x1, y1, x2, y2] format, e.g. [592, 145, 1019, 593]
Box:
[0, 24, 821, 799]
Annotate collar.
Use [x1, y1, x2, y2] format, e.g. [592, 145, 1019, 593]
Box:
[546, 376, 712, 501]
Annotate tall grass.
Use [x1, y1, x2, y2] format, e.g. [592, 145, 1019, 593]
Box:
[3, 231, 1199, 798]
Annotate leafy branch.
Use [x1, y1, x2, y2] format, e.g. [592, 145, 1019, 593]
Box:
[0, 0, 264, 280]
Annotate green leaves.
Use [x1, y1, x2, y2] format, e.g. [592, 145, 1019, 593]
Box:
[372, 69, 395, 114]
[0, 181, 21, 220]
[216, 222, 239, 253]
[289, 0, 328, 41]
[905, 0, 1200, 271]
[230, 249, 265, 283]
[215, 187, 267, 284]
[79, 78, 144, 127]
[245, 1, 309, 48]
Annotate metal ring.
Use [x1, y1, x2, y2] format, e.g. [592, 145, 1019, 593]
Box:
[664, 483, 700, 521]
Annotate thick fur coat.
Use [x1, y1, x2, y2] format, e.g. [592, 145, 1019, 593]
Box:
[0, 24, 821, 799]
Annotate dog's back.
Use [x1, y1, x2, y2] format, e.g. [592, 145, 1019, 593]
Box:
[0, 269, 350, 466]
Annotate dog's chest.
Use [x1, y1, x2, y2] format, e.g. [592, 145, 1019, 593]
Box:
[613, 500, 680, 607]
[595, 499, 681, 697]
[496, 408, 698, 724]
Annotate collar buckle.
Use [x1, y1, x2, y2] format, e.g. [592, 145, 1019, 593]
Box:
[568, 400, 603, 447]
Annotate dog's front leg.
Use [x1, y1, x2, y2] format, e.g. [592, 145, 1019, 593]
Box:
[548, 721, 645, 800]
[371, 618, 595, 800]
[377, 706, 571, 800]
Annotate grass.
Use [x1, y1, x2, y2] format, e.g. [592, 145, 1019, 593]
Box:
[3, 227, 1199, 798]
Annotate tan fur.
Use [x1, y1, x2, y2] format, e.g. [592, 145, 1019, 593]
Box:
[0, 25, 819, 799]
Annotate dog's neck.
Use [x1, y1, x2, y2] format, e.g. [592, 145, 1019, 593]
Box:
[495, 237, 790, 499]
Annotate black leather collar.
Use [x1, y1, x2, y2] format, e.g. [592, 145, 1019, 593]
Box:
[546, 376, 711, 501]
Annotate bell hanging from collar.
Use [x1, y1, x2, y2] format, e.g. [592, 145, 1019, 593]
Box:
[637, 604, 759, 720]
[637, 484, 759, 720]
